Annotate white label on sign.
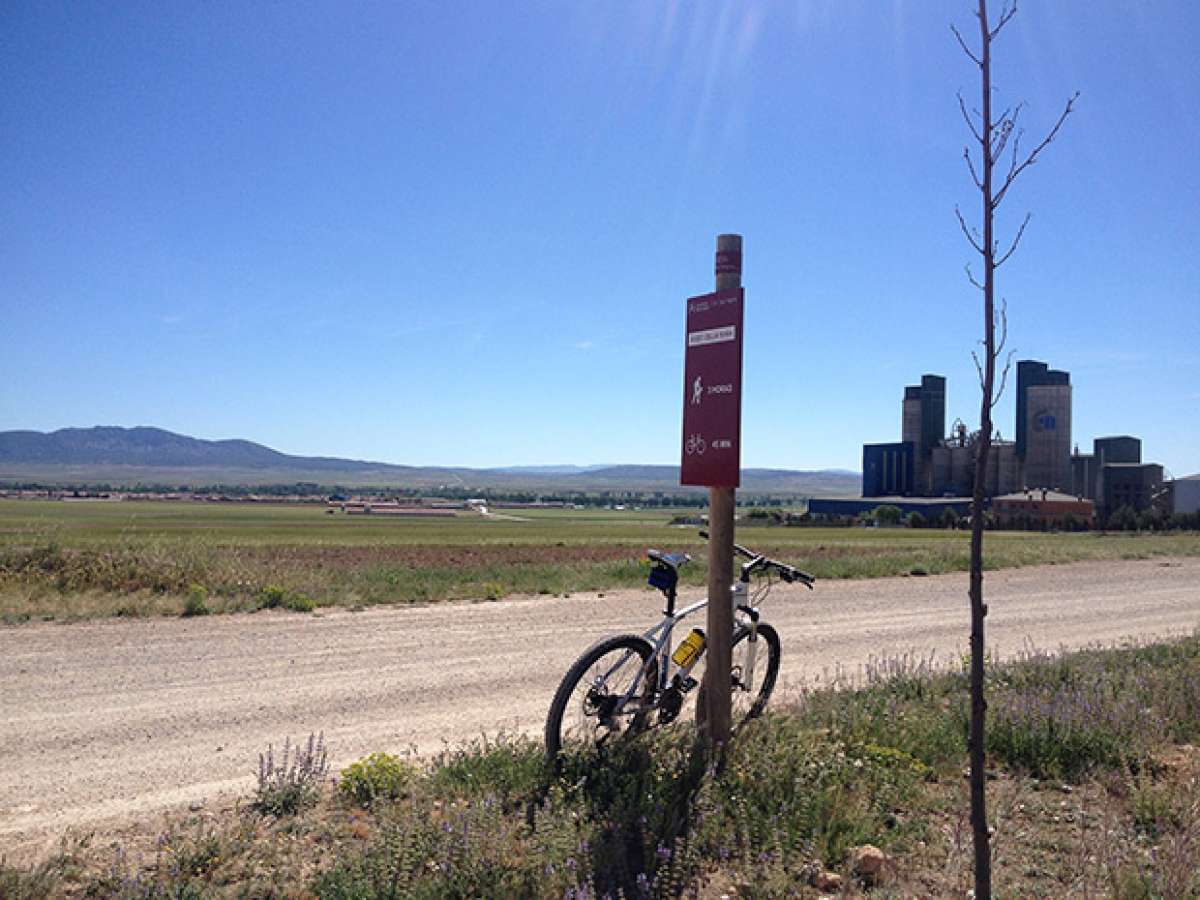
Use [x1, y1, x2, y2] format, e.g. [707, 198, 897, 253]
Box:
[687, 325, 736, 347]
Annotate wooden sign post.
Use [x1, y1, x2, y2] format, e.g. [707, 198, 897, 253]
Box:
[681, 233, 743, 747]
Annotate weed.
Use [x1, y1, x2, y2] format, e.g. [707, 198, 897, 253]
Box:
[182, 583, 209, 617]
[427, 733, 544, 806]
[339, 752, 416, 807]
[284, 591, 316, 612]
[258, 584, 316, 612]
[1130, 774, 1178, 838]
[259, 585, 286, 609]
[984, 639, 1200, 779]
[253, 733, 330, 816]
[0, 857, 62, 899]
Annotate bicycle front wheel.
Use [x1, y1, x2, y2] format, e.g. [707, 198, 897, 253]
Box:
[730, 621, 781, 723]
[545, 634, 655, 760]
[695, 621, 782, 730]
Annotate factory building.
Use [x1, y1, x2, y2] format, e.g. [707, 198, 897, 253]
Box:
[1070, 450, 1097, 500]
[906, 375, 945, 494]
[862, 369, 1027, 501]
[1017, 361, 1072, 490]
[1103, 463, 1165, 513]
[1069, 436, 1167, 514]
[862, 442, 914, 497]
[1072, 436, 1141, 504]
[993, 490, 1096, 528]
[1173, 475, 1200, 515]
[985, 441, 1022, 496]
[808, 496, 972, 520]
[929, 443, 971, 497]
[840, 359, 1170, 522]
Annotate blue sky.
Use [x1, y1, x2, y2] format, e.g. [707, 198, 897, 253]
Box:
[2, 2, 1197, 475]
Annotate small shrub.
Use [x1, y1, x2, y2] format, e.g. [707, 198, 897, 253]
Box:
[313, 793, 586, 898]
[1130, 775, 1180, 838]
[259, 585, 286, 609]
[284, 592, 316, 613]
[339, 752, 415, 806]
[182, 584, 210, 617]
[988, 667, 1162, 780]
[253, 733, 330, 816]
[258, 585, 315, 612]
[874, 504, 903, 526]
[0, 858, 62, 900]
[428, 733, 545, 805]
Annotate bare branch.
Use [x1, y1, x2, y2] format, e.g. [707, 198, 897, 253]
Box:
[972, 348, 985, 390]
[994, 299, 1009, 358]
[990, 1, 1018, 40]
[993, 92, 1079, 209]
[958, 92, 984, 144]
[992, 105, 1014, 134]
[995, 105, 1024, 170]
[995, 212, 1032, 267]
[992, 119, 1014, 161]
[964, 147, 983, 190]
[1008, 103, 1024, 135]
[992, 350, 1017, 406]
[992, 103, 1024, 159]
[956, 205, 985, 255]
[951, 23, 982, 67]
[965, 263, 984, 291]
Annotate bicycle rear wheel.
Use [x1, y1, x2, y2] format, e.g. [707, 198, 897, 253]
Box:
[545, 634, 655, 760]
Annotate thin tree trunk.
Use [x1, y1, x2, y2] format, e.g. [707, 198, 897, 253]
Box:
[953, 3, 1074, 895]
[968, 1, 994, 896]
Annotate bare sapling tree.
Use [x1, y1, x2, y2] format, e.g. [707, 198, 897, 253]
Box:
[951, 1, 1077, 897]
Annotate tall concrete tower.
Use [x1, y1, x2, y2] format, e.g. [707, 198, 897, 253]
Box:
[1017, 360, 1071, 489]
[902, 386, 922, 447]
[920, 375, 946, 457]
[900, 375, 945, 495]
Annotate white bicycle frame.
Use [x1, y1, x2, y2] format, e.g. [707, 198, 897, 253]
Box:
[602, 582, 763, 718]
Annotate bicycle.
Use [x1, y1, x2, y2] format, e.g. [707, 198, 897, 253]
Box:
[544, 532, 814, 759]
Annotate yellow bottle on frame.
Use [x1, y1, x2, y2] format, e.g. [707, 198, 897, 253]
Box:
[671, 628, 706, 671]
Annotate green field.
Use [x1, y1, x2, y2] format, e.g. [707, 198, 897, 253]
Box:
[2, 499, 1198, 622]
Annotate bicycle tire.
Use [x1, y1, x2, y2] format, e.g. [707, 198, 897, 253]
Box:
[695, 621, 782, 730]
[545, 633, 655, 760]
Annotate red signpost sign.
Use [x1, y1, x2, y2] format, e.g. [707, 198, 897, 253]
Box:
[681, 287, 744, 487]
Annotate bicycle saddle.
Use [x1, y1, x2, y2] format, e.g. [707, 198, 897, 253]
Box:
[647, 549, 690, 571]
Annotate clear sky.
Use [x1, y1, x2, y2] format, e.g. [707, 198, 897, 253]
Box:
[2, 2, 1197, 475]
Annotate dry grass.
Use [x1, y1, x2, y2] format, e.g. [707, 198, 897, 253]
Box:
[2, 499, 1198, 622]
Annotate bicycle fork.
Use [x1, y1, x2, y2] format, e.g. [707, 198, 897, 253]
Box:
[732, 579, 760, 692]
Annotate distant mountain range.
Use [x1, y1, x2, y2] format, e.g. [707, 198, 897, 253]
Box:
[0, 427, 861, 496]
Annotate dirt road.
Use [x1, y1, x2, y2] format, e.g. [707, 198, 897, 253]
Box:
[3, 556, 1198, 860]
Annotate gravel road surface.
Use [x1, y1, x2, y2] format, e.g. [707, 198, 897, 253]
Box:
[3, 556, 1197, 860]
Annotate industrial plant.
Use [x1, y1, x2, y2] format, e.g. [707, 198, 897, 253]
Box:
[810, 358, 1178, 524]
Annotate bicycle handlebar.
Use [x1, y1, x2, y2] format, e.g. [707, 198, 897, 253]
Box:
[698, 530, 815, 589]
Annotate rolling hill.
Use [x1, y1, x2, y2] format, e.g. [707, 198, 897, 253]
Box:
[0, 427, 861, 496]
